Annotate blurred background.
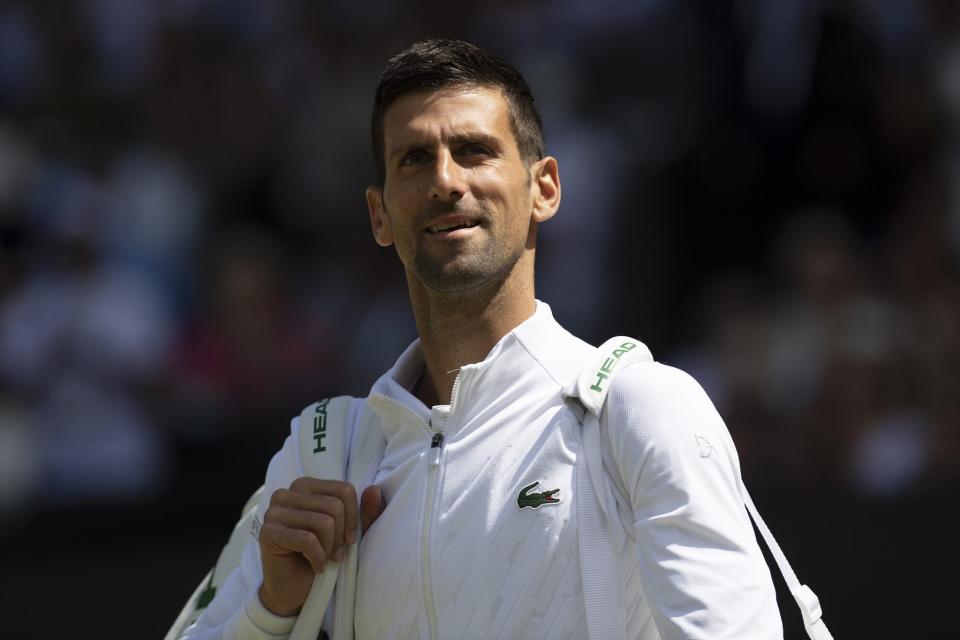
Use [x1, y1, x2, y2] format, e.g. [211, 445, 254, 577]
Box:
[0, 0, 957, 637]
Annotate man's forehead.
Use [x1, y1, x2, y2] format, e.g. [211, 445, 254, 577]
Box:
[382, 85, 510, 144]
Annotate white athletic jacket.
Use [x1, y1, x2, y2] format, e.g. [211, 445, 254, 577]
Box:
[183, 301, 783, 639]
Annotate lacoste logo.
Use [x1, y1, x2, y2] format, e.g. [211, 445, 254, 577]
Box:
[517, 481, 561, 510]
[696, 434, 715, 459]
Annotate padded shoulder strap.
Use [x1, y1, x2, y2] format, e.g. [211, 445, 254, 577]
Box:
[578, 410, 628, 640]
[573, 337, 654, 417]
[291, 395, 387, 640]
[570, 337, 654, 640]
[291, 396, 354, 640]
[297, 396, 353, 479]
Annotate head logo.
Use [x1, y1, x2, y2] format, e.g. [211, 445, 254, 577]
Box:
[517, 481, 561, 510]
[313, 398, 330, 453]
[589, 341, 638, 393]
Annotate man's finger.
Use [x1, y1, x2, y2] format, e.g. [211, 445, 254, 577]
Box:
[360, 485, 386, 534]
[259, 522, 327, 574]
[271, 483, 354, 554]
[286, 479, 358, 541]
[264, 506, 338, 559]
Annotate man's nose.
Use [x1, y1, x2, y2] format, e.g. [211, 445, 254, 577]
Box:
[429, 150, 467, 202]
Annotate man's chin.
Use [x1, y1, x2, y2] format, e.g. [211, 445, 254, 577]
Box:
[416, 270, 490, 293]
[412, 258, 497, 293]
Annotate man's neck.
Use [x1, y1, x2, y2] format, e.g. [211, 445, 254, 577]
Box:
[407, 267, 536, 407]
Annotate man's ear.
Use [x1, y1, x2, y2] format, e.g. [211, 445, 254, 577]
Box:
[366, 186, 394, 247]
[530, 156, 561, 223]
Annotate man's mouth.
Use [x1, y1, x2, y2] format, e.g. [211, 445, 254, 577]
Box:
[426, 220, 480, 234]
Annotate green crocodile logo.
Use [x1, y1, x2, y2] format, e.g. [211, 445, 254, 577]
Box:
[517, 481, 561, 510]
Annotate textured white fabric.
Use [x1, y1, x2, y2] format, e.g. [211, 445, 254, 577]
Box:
[179, 301, 784, 639]
[603, 362, 783, 639]
[354, 303, 596, 639]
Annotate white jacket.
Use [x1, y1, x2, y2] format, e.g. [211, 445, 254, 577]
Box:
[183, 301, 785, 639]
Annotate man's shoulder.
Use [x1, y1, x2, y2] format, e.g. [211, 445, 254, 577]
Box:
[609, 360, 702, 392]
[605, 361, 714, 420]
[601, 362, 728, 470]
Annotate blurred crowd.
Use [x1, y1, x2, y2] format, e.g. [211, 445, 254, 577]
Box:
[0, 0, 957, 534]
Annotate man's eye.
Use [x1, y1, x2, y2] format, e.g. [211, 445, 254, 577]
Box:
[399, 151, 430, 166]
[460, 143, 491, 157]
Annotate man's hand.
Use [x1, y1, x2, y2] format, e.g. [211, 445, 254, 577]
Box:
[257, 479, 385, 616]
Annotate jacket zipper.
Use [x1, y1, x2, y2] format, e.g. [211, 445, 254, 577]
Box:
[422, 372, 461, 638]
[448, 372, 463, 413]
[422, 423, 444, 639]
[372, 376, 464, 638]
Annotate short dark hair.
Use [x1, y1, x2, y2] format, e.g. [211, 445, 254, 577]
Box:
[371, 38, 545, 184]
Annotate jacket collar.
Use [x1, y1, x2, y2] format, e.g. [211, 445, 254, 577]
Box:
[366, 300, 592, 425]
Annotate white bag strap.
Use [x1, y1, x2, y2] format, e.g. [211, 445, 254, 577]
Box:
[574, 337, 654, 417]
[740, 488, 834, 640]
[578, 410, 627, 640]
[571, 336, 833, 640]
[295, 396, 386, 640]
[570, 337, 655, 640]
[292, 396, 354, 640]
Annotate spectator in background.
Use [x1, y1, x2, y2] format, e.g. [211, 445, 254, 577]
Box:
[0, 163, 175, 506]
[170, 222, 333, 440]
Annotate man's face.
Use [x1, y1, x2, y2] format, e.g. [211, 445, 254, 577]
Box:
[367, 86, 554, 293]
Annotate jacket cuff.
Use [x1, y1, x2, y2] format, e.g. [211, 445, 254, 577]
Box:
[243, 588, 298, 637]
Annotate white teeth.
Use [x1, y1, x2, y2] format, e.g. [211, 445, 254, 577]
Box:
[428, 221, 476, 233]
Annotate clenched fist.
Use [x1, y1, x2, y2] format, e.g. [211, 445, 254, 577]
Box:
[257, 478, 385, 616]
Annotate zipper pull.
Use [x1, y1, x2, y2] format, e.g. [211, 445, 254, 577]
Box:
[430, 432, 444, 466]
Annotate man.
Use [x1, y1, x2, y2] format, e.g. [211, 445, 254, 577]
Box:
[182, 38, 785, 639]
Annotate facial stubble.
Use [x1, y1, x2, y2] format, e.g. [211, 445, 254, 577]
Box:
[384, 200, 527, 294]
